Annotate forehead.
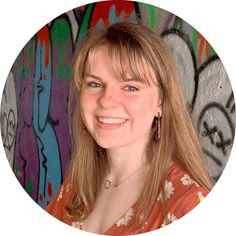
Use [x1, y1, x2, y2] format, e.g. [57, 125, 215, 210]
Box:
[87, 45, 157, 85]
[89, 46, 112, 72]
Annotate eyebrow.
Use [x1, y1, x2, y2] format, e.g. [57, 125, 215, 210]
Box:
[86, 74, 146, 84]
[86, 74, 103, 81]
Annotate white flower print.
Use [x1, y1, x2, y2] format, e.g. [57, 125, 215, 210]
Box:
[165, 181, 175, 198]
[180, 174, 199, 186]
[57, 185, 64, 202]
[180, 174, 195, 186]
[197, 191, 205, 203]
[157, 181, 175, 201]
[139, 214, 148, 230]
[71, 221, 83, 229]
[116, 208, 135, 227]
[161, 213, 177, 227]
[157, 192, 163, 202]
[66, 183, 71, 193]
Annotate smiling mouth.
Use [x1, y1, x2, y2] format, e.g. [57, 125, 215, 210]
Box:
[97, 117, 127, 124]
[96, 117, 128, 130]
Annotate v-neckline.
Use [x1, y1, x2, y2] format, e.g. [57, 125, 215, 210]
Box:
[79, 194, 139, 235]
[103, 201, 138, 235]
[79, 163, 178, 235]
[103, 163, 178, 235]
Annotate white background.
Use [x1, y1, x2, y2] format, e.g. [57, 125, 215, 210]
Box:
[0, 0, 235, 235]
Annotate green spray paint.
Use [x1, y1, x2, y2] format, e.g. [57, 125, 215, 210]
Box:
[76, 4, 94, 45]
[51, 18, 72, 80]
[25, 179, 33, 195]
[147, 4, 156, 29]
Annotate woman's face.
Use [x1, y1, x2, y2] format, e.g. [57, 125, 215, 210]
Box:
[80, 46, 162, 150]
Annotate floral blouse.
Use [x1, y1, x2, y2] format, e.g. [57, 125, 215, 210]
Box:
[45, 164, 208, 235]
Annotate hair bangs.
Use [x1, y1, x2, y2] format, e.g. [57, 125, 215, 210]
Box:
[106, 42, 157, 86]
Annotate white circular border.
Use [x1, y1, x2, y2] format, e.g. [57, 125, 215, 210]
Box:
[0, 0, 235, 235]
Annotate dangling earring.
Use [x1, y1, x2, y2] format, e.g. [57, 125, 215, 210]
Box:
[97, 145, 106, 157]
[154, 112, 161, 142]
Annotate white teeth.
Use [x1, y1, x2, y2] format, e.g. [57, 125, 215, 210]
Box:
[98, 117, 126, 124]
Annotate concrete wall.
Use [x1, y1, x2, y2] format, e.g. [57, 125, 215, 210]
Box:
[0, 1, 235, 208]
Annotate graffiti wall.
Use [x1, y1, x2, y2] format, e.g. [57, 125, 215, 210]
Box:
[0, 0, 235, 208]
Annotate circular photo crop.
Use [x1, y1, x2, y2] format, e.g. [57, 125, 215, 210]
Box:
[0, 1, 235, 235]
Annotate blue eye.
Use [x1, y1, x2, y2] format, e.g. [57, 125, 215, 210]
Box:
[87, 82, 103, 88]
[124, 85, 139, 91]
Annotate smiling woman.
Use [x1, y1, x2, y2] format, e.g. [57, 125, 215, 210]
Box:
[80, 45, 161, 150]
[45, 22, 212, 235]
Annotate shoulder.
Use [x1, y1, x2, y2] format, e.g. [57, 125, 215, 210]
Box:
[45, 177, 73, 219]
[159, 164, 208, 225]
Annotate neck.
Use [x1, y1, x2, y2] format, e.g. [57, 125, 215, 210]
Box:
[105, 136, 149, 183]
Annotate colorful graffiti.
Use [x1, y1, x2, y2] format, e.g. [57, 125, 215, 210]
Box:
[0, 1, 235, 208]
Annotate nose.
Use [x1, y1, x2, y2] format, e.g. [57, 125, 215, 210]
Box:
[98, 86, 120, 109]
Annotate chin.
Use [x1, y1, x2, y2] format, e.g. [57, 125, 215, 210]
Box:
[96, 142, 114, 149]
[95, 138, 122, 150]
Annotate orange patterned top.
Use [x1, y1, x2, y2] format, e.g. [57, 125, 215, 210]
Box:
[45, 164, 208, 235]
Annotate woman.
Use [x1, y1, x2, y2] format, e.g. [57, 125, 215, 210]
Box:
[45, 22, 212, 235]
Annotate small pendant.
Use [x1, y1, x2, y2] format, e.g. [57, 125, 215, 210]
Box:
[104, 180, 112, 189]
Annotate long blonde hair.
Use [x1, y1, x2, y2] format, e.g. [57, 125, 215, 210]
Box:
[67, 22, 212, 226]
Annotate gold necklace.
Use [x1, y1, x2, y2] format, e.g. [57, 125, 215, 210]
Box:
[104, 165, 145, 190]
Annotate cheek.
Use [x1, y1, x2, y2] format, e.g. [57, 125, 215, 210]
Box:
[123, 94, 158, 133]
[80, 92, 97, 112]
[124, 95, 157, 116]
[80, 95, 93, 124]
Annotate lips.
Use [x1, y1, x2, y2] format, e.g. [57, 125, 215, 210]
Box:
[96, 116, 128, 130]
